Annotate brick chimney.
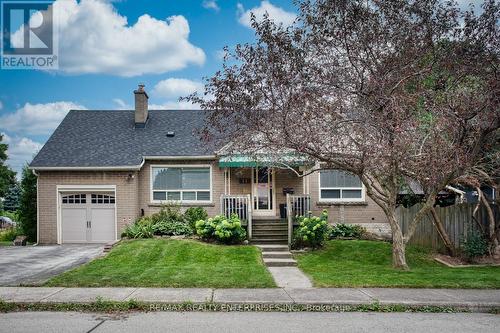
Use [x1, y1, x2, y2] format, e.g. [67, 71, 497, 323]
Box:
[134, 84, 148, 127]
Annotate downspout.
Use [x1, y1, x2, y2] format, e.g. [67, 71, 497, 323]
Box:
[32, 169, 39, 246]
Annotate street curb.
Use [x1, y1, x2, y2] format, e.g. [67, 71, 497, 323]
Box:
[1, 299, 499, 314]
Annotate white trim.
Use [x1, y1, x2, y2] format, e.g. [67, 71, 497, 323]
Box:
[30, 156, 218, 171]
[56, 185, 117, 244]
[150, 164, 213, 204]
[31, 161, 144, 171]
[317, 170, 365, 202]
[251, 167, 277, 216]
[144, 155, 216, 160]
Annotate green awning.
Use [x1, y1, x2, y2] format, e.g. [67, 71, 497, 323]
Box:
[218, 154, 312, 168]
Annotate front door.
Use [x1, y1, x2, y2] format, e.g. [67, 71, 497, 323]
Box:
[252, 167, 275, 216]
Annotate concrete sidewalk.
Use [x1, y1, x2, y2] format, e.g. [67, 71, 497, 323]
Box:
[1, 287, 499, 311]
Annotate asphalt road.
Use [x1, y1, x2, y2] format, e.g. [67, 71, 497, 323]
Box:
[0, 244, 103, 286]
[0, 312, 498, 333]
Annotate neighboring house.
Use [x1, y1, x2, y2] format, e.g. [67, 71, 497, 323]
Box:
[30, 85, 390, 245]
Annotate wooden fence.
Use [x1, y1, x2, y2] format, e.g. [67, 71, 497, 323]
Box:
[397, 203, 498, 251]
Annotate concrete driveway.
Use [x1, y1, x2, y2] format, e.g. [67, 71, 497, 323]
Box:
[0, 244, 104, 286]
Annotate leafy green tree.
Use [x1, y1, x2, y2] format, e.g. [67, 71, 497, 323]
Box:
[0, 134, 16, 198]
[3, 182, 20, 212]
[18, 165, 37, 242]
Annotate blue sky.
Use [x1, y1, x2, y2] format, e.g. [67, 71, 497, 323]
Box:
[0, 0, 297, 175]
[0, 0, 483, 176]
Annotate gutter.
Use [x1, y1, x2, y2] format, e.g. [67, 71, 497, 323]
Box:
[29, 159, 145, 171]
[29, 156, 218, 171]
[143, 155, 217, 160]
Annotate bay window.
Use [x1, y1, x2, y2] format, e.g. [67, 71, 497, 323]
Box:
[152, 166, 211, 202]
[319, 170, 364, 201]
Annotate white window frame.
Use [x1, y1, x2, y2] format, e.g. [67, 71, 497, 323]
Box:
[150, 164, 213, 204]
[318, 170, 365, 202]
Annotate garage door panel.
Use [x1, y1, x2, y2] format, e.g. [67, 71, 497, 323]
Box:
[90, 208, 115, 243]
[62, 208, 88, 243]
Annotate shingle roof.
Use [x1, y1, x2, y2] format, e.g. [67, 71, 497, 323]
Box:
[30, 110, 217, 169]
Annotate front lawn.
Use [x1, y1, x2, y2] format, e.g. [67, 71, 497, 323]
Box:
[295, 240, 500, 288]
[45, 239, 275, 288]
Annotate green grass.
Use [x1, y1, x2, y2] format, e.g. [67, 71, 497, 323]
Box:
[0, 241, 12, 247]
[45, 239, 275, 288]
[295, 240, 500, 288]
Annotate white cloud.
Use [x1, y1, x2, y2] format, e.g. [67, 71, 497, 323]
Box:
[152, 78, 204, 99]
[203, 0, 220, 12]
[2, 135, 43, 176]
[237, 1, 296, 28]
[149, 101, 200, 110]
[0, 101, 86, 136]
[112, 98, 131, 110]
[41, 0, 205, 76]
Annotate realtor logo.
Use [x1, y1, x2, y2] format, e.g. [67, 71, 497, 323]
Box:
[1, 0, 58, 69]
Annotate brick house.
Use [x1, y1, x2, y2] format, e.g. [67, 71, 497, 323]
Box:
[30, 85, 390, 245]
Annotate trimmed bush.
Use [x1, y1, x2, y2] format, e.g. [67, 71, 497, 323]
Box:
[195, 214, 247, 244]
[184, 207, 208, 232]
[330, 223, 366, 239]
[293, 210, 330, 249]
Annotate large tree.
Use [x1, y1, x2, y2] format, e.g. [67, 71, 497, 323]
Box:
[189, 0, 499, 269]
[0, 134, 16, 198]
[18, 165, 37, 242]
[3, 182, 20, 212]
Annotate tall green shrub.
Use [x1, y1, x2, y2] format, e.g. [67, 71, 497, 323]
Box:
[184, 207, 208, 231]
[18, 166, 37, 242]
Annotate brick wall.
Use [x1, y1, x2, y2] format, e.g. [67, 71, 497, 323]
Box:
[138, 160, 224, 217]
[37, 170, 140, 244]
[307, 170, 391, 236]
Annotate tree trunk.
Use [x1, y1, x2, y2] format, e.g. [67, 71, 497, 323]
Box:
[430, 207, 455, 256]
[387, 213, 409, 270]
[477, 187, 499, 249]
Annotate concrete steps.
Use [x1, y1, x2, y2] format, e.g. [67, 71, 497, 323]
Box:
[255, 244, 297, 267]
[262, 252, 292, 259]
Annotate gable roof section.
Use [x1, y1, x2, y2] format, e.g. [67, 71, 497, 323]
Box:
[30, 109, 216, 169]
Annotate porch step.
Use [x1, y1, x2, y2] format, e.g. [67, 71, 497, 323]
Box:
[263, 258, 297, 267]
[251, 238, 287, 245]
[254, 244, 289, 252]
[252, 230, 288, 237]
[252, 224, 288, 230]
[253, 220, 286, 224]
[262, 252, 292, 259]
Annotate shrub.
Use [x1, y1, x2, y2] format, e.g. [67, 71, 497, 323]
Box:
[330, 223, 366, 239]
[462, 228, 488, 261]
[121, 218, 154, 239]
[0, 227, 19, 242]
[151, 203, 185, 225]
[195, 214, 246, 244]
[184, 207, 208, 231]
[121, 204, 193, 239]
[293, 210, 330, 249]
[152, 220, 192, 236]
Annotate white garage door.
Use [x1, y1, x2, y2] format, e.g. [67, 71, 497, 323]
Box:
[61, 193, 116, 243]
